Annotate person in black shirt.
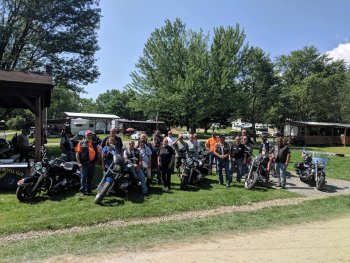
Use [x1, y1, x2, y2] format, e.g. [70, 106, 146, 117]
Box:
[157, 138, 175, 191]
[270, 138, 291, 189]
[213, 135, 231, 187]
[101, 128, 123, 154]
[230, 136, 246, 183]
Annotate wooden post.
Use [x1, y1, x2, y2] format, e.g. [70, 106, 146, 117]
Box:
[35, 97, 42, 161]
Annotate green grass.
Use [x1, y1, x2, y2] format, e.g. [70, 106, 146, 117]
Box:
[0, 173, 299, 236]
[1, 195, 349, 263]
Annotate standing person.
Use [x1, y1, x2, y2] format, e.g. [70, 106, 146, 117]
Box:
[259, 135, 270, 156]
[166, 130, 176, 147]
[242, 136, 252, 176]
[101, 137, 117, 172]
[187, 133, 199, 158]
[18, 129, 30, 163]
[101, 128, 123, 154]
[230, 136, 246, 183]
[241, 129, 254, 145]
[213, 135, 231, 187]
[123, 141, 148, 196]
[205, 133, 219, 173]
[270, 138, 291, 189]
[173, 134, 189, 175]
[138, 140, 153, 186]
[75, 130, 99, 196]
[60, 131, 73, 161]
[157, 138, 175, 191]
[152, 130, 163, 184]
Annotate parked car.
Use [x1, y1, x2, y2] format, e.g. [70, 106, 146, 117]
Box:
[181, 131, 190, 139]
[131, 131, 146, 140]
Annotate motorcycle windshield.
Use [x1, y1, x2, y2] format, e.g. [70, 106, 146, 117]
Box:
[312, 157, 328, 169]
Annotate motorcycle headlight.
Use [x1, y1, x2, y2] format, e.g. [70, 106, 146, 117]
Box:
[186, 158, 194, 166]
[113, 164, 122, 172]
[34, 162, 43, 172]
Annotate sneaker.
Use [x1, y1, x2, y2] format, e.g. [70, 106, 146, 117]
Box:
[281, 185, 286, 189]
[163, 186, 168, 192]
[79, 192, 86, 197]
[226, 183, 231, 188]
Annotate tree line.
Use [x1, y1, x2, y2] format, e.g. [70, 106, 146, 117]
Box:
[0, 2, 349, 134]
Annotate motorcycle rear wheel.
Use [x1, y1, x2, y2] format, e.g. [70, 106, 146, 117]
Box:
[16, 185, 37, 202]
[245, 171, 258, 190]
[94, 181, 111, 204]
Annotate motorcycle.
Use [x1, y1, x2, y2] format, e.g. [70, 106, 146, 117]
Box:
[94, 155, 140, 204]
[294, 150, 330, 190]
[244, 154, 270, 190]
[16, 147, 81, 202]
[179, 151, 209, 190]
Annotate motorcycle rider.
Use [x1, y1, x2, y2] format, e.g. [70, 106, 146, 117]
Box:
[101, 128, 123, 154]
[259, 135, 270, 156]
[173, 134, 189, 175]
[230, 136, 246, 183]
[213, 135, 231, 187]
[242, 136, 252, 175]
[18, 129, 30, 163]
[187, 133, 199, 158]
[75, 130, 99, 196]
[205, 132, 219, 173]
[270, 137, 291, 189]
[123, 141, 148, 196]
[157, 138, 175, 191]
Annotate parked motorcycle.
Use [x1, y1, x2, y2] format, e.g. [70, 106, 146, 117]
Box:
[179, 150, 209, 190]
[94, 155, 140, 204]
[244, 154, 270, 190]
[294, 150, 330, 190]
[16, 147, 81, 202]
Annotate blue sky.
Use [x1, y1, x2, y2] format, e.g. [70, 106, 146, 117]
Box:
[83, 0, 350, 98]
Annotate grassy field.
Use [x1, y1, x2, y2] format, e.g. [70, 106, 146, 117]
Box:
[0, 172, 299, 236]
[1, 195, 349, 262]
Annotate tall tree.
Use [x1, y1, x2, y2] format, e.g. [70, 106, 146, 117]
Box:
[127, 18, 188, 126]
[47, 85, 80, 119]
[0, 0, 101, 91]
[208, 24, 248, 125]
[275, 46, 348, 122]
[239, 47, 278, 139]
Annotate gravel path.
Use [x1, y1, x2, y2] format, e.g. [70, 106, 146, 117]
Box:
[1, 173, 349, 245]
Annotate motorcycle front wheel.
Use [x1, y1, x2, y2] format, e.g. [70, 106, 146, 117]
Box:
[94, 181, 111, 204]
[180, 175, 188, 190]
[16, 185, 38, 202]
[316, 175, 325, 191]
[245, 171, 258, 190]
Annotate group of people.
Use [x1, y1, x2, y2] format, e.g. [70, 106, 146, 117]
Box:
[205, 129, 291, 189]
[68, 126, 291, 196]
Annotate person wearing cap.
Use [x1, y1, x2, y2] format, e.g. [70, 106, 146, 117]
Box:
[101, 128, 123, 154]
[230, 136, 246, 183]
[213, 135, 231, 187]
[270, 138, 291, 189]
[75, 130, 99, 196]
[205, 133, 220, 172]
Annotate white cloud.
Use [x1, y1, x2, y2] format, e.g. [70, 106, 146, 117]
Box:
[326, 43, 350, 65]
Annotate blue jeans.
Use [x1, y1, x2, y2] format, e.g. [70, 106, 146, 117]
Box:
[231, 158, 244, 181]
[216, 159, 231, 185]
[209, 152, 216, 171]
[275, 162, 286, 187]
[80, 163, 95, 193]
[131, 166, 148, 194]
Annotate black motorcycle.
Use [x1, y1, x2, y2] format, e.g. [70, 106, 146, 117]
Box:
[294, 151, 329, 190]
[16, 147, 81, 202]
[94, 155, 140, 204]
[179, 150, 209, 190]
[244, 154, 270, 190]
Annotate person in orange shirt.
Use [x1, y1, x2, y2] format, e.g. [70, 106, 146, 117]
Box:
[75, 130, 99, 196]
[205, 132, 219, 172]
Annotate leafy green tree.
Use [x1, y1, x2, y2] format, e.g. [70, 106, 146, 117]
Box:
[208, 24, 248, 125]
[127, 18, 188, 126]
[47, 85, 80, 119]
[0, 0, 101, 91]
[276, 46, 348, 122]
[78, 97, 96, 113]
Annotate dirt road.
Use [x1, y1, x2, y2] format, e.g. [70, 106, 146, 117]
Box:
[51, 216, 350, 263]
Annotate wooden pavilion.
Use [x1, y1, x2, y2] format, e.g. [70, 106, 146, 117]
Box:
[0, 69, 54, 161]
